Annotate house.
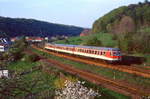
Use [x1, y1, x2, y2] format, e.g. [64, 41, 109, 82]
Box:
[0, 70, 9, 78]
[0, 44, 8, 52]
[25, 37, 44, 43]
[0, 38, 10, 52]
[10, 37, 20, 42]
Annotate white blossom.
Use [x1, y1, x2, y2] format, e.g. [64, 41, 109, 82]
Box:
[55, 80, 101, 99]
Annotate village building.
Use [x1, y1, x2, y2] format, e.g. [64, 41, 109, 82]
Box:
[10, 37, 20, 42]
[0, 70, 9, 78]
[25, 36, 44, 43]
[0, 38, 10, 52]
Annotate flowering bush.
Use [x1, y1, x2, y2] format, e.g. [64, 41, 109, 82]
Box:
[55, 80, 101, 99]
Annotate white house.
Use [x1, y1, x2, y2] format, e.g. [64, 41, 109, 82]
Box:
[0, 44, 6, 52]
[0, 70, 9, 78]
[0, 38, 10, 52]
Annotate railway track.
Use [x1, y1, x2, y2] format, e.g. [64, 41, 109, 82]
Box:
[32, 45, 150, 78]
[28, 47, 150, 98]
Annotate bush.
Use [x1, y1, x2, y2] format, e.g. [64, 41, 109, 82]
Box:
[23, 54, 39, 62]
[83, 36, 103, 46]
[117, 28, 150, 54]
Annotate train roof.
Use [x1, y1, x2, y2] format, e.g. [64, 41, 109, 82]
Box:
[47, 43, 120, 51]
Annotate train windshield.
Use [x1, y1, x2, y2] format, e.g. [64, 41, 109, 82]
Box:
[113, 51, 121, 56]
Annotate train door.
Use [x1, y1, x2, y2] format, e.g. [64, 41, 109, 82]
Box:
[105, 50, 111, 57]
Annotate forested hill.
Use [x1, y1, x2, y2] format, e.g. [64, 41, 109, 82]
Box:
[0, 16, 84, 37]
[92, 1, 150, 33]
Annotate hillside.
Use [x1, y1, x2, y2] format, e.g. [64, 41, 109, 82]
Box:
[0, 16, 84, 37]
[92, 1, 150, 33]
[90, 1, 150, 54]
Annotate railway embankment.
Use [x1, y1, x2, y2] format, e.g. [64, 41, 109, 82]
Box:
[32, 45, 150, 78]
[30, 46, 150, 98]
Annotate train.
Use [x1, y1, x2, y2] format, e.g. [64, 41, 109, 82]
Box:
[44, 43, 122, 62]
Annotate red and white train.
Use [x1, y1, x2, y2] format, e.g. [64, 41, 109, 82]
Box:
[44, 43, 122, 62]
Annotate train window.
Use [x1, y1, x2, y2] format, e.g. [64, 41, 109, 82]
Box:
[113, 52, 116, 55]
[97, 51, 99, 55]
[87, 50, 89, 53]
[89, 50, 91, 54]
[100, 51, 102, 55]
[103, 51, 105, 55]
[92, 51, 94, 54]
[95, 51, 97, 54]
[113, 51, 120, 56]
[80, 49, 81, 52]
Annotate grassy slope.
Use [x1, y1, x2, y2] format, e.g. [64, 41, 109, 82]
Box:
[7, 51, 129, 99]
[7, 61, 57, 97]
[55, 33, 118, 47]
[32, 48, 150, 88]
[31, 48, 140, 99]
[55, 31, 150, 66]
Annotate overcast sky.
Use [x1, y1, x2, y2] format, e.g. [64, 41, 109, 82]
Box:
[0, 0, 145, 28]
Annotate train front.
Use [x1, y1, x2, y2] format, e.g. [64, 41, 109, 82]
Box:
[111, 49, 122, 61]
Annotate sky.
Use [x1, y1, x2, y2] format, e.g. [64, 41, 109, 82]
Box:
[0, 0, 145, 28]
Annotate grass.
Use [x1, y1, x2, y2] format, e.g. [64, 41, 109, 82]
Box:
[6, 52, 130, 99]
[6, 60, 57, 98]
[32, 47, 150, 99]
[55, 31, 150, 67]
[55, 36, 83, 45]
[51, 63, 130, 99]
[55, 33, 118, 47]
[8, 61, 38, 72]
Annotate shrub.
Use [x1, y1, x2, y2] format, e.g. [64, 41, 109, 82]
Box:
[23, 54, 39, 62]
[55, 79, 100, 99]
[83, 36, 103, 46]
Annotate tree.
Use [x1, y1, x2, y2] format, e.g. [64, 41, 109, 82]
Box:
[145, 0, 149, 3]
[83, 36, 102, 47]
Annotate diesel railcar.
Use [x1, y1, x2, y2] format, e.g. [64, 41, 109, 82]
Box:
[44, 43, 122, 62]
